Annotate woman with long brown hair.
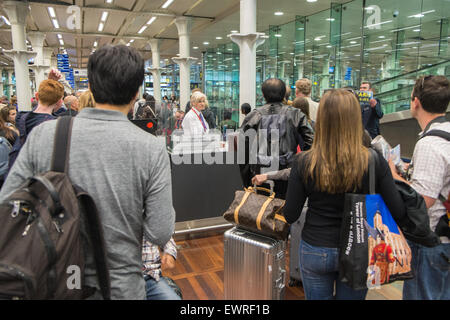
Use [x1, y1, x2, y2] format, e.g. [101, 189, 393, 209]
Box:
[0, 106, 18, 145]
[284, 89, 408, 300]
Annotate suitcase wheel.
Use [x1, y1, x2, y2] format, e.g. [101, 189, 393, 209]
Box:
[288, 278, 302, 287]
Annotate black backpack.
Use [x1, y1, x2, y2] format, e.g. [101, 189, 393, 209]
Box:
[0, 116, 111, 300]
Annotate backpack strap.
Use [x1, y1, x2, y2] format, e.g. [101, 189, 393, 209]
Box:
[76, 189, 111, 300]
[51, 116, 73, 172]
[419, 129, 450, 142]
[418, 129, 450, 207]
[51, 116, 111, 300]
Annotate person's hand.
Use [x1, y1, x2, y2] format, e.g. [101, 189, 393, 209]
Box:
[161, 254, 176, 271]
[48, 68, 62, 81]
[388, 159, 401, 180]
[251, 174, 268, 186]
[369, 98, 377, 108]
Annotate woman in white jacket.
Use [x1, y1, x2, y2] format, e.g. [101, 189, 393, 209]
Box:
[181, 91, 209, 136]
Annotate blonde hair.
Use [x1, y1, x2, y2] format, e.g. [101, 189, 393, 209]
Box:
[303, 89, 368, 194]
[78, 90, 96, 111]
[190, 91, 208, 106]
[295, 78, 312, 96]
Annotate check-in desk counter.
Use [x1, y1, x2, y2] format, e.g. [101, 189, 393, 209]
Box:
[379, 108, 450, 159]
[169, 132, 242, 239]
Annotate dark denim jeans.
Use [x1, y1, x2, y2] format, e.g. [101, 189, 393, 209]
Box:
[403, 241, 450, 300]
[299, 240, 368, 300]
[144, 275, 181, 300]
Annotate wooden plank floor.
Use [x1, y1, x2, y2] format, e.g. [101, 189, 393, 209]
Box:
[164, 233, 402, 300]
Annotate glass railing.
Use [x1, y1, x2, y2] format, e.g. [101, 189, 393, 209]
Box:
[373, 61, 450, 115]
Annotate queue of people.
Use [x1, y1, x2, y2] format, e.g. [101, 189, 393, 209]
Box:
[0, 41, 448, 301]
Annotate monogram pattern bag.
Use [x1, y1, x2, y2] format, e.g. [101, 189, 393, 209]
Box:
[223, 181, 289, 240]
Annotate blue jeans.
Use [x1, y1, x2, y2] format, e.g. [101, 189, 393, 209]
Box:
[299, 240, 368, 300]
[145, 275, 181, 300]
[403, 241, 450, 300]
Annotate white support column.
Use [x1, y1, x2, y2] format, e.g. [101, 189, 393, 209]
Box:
[28, 32, 49, 89]
[148, 39, 162, 103]
[3, 1, 36, 111]
[172, 16, 197, 110]
[7, 69, 14, 99]
[229, 0, 266, 124]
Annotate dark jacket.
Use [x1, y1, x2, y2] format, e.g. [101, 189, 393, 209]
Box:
[361, 98, 383, 139]
[201, 108, 216, 129]
[8, 111, 56, 173]
[239, 102, 314, 196]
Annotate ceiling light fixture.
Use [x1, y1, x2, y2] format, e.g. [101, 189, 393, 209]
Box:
[216, 37, 222, 40]
[274, 12, 283, 16]
[48, 7, 56, 18]
[105, 0, 113, 3]
[138, 26, 147, 34]
[147, 17, 156, 25]
[307, 0, 317, 2]
[2, 16, 10, 26]
[93, 41, 98, 47]
[52, 19, 60, 29]
[203, 42, 209, 45]
[193, 46, 199, 49]
[59, 39, 64, 46]
[101, 11, 109, 22]
[274, 34, 282, 38]
[161, 0, 174, 9]
[57, 34, 62, 39]
[231, 30, 238, 33]
[98, 22, 104, 32]
[408, 10, 435, 18]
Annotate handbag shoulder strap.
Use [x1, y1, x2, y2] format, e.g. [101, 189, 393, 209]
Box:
[368, 148, 376, 195]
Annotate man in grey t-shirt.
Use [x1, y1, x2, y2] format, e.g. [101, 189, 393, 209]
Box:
[0, 45, 175, 299]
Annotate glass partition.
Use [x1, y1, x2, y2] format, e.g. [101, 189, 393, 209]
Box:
[202, 0, 450, 115]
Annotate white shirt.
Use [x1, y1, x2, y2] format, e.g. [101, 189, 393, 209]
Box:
[410, 121, 450, 243]
[306, 97, 319, 122]
[181, 107, 209, 136]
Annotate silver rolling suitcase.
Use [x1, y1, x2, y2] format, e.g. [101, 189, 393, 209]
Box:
[224, 227, 286, 300]
[288, 207, 306, 287]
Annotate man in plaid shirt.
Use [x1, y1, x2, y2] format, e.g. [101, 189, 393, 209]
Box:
[142, 237, 181, 300]
[390, 75, 450, 300]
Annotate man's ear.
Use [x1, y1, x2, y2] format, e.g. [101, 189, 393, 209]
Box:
[35, 92, 39, 101]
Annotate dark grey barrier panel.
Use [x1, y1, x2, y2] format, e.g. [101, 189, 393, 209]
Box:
[170, 152, 244, 222]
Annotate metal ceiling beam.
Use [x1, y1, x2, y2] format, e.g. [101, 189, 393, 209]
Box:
[27, 0, 215, 21]
[0, 28, 178, 42]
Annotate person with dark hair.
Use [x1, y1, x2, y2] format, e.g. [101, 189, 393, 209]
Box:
[359, 81, 383, 139]
[389, 75, 450, 300]
[220, 109, 237, 132]
[133, 92, 149, 119]
[0, 106, 19, 136]
[239, 78, 314, 198]
[240, 103, 251, 117]
[0, 44, 175, 300]
[137, 94, 157, 120]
